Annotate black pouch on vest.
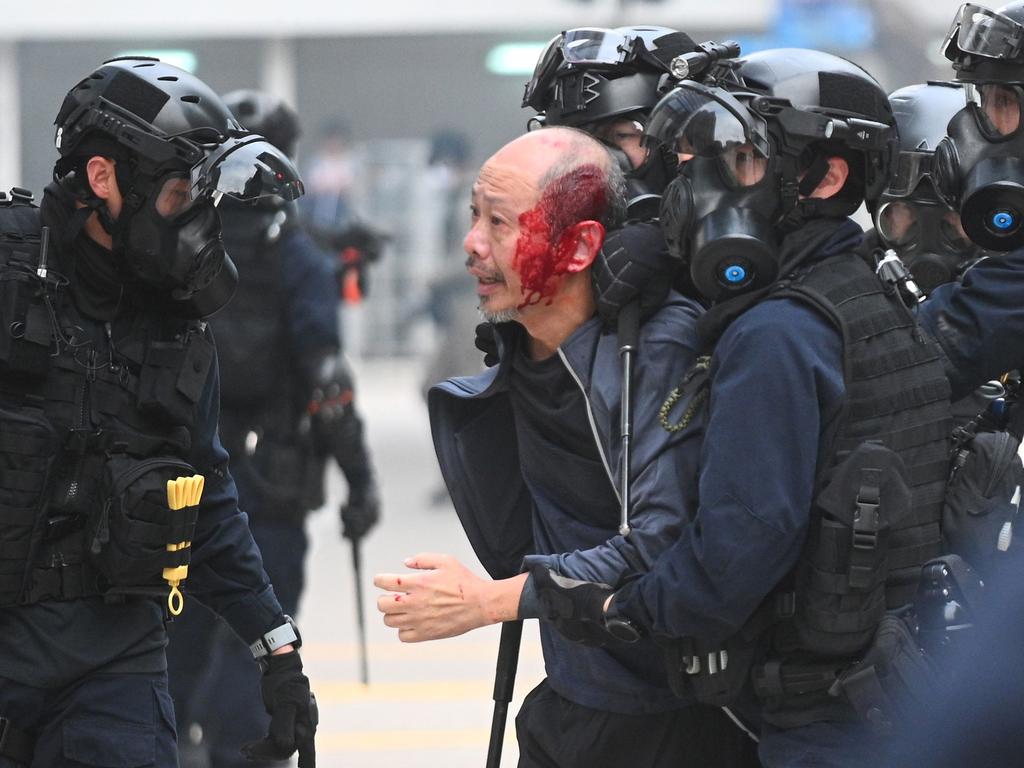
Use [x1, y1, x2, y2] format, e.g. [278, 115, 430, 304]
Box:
[0, 404, 57, 605]
[0, 264, 52, 378]
[943, 429, 1024, 575]
[137, 332, 213, 426]
[88, 454, 197, 590]
[795, 441, 912, 656]
[829, 608, 937, 734]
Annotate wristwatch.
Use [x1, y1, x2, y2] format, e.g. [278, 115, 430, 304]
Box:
[250, 615, 302, 660]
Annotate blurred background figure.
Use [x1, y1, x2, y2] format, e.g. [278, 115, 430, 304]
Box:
[167, 89, 381, 768]
[417, 130, 479, 388]
[301, 118, 359, 236]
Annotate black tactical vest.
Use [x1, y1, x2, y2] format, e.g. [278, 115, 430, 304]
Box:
[774, 254, 953, 653]
[0, 192, 213, 607]
[663, 252, 953, 715]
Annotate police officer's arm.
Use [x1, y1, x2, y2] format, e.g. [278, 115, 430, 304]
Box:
[918, 248, 1024, 400]
[612, 301, 846, 644]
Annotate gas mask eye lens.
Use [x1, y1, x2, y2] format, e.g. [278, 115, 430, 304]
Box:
[978, 83, 1023, 137]
[940, 210, 974, 253]
[877, 201, 919, 246]
[721, 144, 767, 188]
[155, 174, 195, 220]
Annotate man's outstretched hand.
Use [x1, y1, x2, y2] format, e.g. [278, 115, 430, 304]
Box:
[374, 553, 524, 642]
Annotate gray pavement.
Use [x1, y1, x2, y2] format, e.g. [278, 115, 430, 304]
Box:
[298, 357, 545, 768]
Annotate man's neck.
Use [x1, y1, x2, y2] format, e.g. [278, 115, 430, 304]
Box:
[520, 275, 596, 361]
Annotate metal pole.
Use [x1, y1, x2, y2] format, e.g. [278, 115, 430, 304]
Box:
[617, 300, 641, 536]
[351, 537, 370, 685]
[485, 620, 523, 768]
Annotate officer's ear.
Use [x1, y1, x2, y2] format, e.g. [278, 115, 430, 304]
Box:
[806, 156, 850, 200]
[562, 220, 606, 274]
[85, 156, 123, 216]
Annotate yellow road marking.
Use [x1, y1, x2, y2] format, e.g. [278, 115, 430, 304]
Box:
[313, 728, 513, 752]
[303, 640, 543, 663]
[313, 679, 492, 702]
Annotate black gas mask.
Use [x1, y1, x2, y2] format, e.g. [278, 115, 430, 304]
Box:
[933, 83, 1024, 251]
[875, 197, 980, 293]
[109, 135, 303, 316]
[649, 82, 792, 302]
[650, 80, 893, 303]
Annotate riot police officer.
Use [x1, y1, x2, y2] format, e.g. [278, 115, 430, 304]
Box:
[166, 88, 379, 767]
[530, 48, 953, 766]
[0, 59, 316, 766]
[919, 0, 1024, 396]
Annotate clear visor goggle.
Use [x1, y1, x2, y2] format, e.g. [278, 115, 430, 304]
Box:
[945, 3, 1024, 60]
[645, 82, 770, 187]
[523, 28, 643, 109]
[886, 151, 935, 198]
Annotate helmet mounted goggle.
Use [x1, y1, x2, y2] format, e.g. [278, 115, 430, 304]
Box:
[646, 81, 895, 193]
[522, 28, 666, 111]
[944, 3, 1024, 62]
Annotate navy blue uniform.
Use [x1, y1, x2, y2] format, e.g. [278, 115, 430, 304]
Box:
[918, 248, 1024, 399]
[0, 186, 285, 766]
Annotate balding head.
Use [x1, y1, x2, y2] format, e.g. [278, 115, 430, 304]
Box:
[464, 128, 625, 354]
[489, 127, 626, 230]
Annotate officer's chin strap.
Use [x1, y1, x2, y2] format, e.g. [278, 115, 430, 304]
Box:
[165, 474, 205, 616]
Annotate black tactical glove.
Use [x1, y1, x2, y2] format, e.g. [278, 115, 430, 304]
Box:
[592, 221, 680, 326]
[474, 322, 500, 368]
[341, 484, 380, 541]
[242, 651, 318, 767]
[528, 565, 640, 646]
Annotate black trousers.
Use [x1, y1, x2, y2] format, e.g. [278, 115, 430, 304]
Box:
[516, 679, 762, 768]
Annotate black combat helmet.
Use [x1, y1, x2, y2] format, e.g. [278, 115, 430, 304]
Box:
[722, 47, 897, 210]
[944, 1, 1024, 84]
[522, 26, 698, 127]
[53, 56, 302, 203]
[222, 89, 301, 159]
[55, 57, 241, 177]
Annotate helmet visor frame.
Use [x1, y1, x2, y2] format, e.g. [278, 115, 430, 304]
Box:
[189, 134, 304, 205]
[945, 3, 1024, 60]
[645, 82, 768, 164]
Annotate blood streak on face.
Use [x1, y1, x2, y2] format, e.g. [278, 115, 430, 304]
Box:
[514, 163, 607, 307]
